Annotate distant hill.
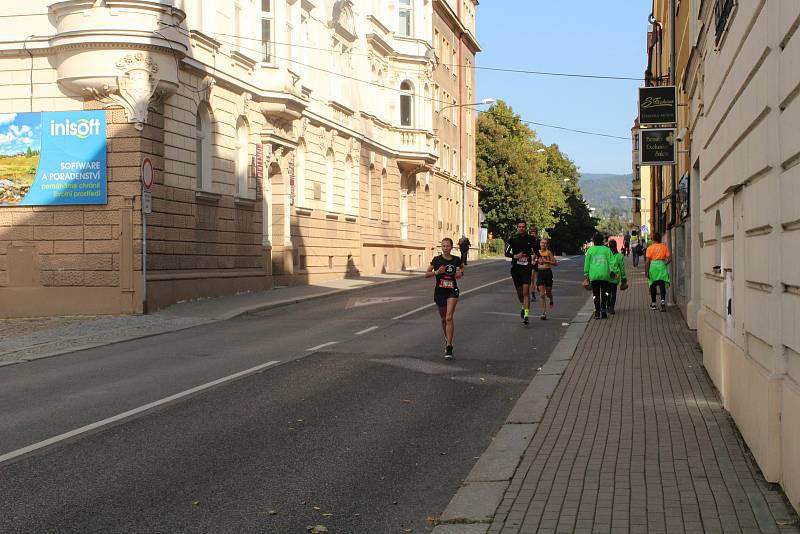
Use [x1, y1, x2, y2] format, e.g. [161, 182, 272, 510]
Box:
[579, 173, 633, 218]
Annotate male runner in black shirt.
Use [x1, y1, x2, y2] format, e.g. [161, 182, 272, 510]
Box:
[505, 222, 537, 325]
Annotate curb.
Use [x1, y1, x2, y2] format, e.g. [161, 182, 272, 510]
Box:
[1, 259, 506, 365]
[433, 294, 595, 533]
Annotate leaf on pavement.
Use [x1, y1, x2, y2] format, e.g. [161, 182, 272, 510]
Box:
[313, 506, 321, 511]
[402, 529, 413, 532]
[306, 525, 328, 533]
[191, 501, 199, 506]
[321, 513, 333, 517]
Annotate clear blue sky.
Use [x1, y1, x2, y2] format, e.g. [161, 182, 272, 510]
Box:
[475, 1, 651, 175]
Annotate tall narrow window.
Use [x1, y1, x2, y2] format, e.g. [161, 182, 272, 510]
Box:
[235, 117, 249, 197]
[196, 105, 212, 191]
[296, 140, 306, 207]
[344, 156, 353, 214]
[400, 81, 413, 127]
[261, 0, 273, 63]
[326, 149, 335, 212]
[399, 0, 412, 37]
[380, 169, 387, 220]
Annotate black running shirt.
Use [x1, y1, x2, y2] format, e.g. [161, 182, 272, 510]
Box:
[431, 255, 462, 292]
[505, 235, 537, 269]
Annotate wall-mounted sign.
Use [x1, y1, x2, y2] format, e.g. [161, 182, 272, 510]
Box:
[141, 157, 153, 190]
[0, 110, 107, 206]
[640, 128, 676, 165]
[639, 86, 676, 125]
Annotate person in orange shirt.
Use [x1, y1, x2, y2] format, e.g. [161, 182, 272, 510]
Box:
[645, 232, 671, 311]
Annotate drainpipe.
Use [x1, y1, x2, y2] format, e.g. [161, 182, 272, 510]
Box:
[457, 1, 466, 244]
[670, 0, 678, 299]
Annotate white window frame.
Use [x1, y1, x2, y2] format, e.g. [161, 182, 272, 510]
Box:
[196, 105, 213, 191]
[400, 81, 414, 127]
[235, 117, 249, 197]
[326, 149, 335, 212]
[399, 0, 412, 37]
[261, 0, 274, 65]
[296, 140, 306, 207]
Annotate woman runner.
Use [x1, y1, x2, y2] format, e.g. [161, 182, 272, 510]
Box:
[426, 237, 464, 359]
[645, 232, 671, 311]
[535, 238, 557, 320]
[608, 240, 627, 315]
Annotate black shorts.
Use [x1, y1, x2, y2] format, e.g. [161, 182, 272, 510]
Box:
[511, 266, 533, 288]
[434, 288, 459, 307]
[536, 269, 554, 288]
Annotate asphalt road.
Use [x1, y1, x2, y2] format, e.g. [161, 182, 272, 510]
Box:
[0, 257, 588, 534]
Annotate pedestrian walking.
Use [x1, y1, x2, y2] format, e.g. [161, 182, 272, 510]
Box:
[505, 222, 537, 325]
[645, 231, 671, 312]
[631, 230, 643, 268]
[535, 237, 557, 320]
[458, 235, 471, 266]
[426, 237, 464, 359]
[584, 232, 614, 319]
[608, 240, 627, 315]
[623, 231, 631, 256]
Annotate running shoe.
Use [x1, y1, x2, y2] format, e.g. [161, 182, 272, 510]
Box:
[660, 300, 667, 312]
[445, 345, 454, 359]
[523, 316, 529, 325]
[650, 303, 657, 310]
[540, 313, 547, 320]
[594, 311, 602, 320]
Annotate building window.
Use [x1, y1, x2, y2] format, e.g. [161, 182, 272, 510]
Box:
[400, 81, 413, 127]
[399, 0, 412, 37]
[714, 0, 735, 45]
[235, 117, 249, 197]
[296, 140, 306, 207]
[344, 156, 353, 214]
[326, 149, 334, 212]
[380, 169, 387, 220]
[196, 104, 212, 191]
[261, 0, 273, 63]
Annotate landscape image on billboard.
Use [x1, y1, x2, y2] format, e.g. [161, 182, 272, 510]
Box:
[0, 113, 41, 205]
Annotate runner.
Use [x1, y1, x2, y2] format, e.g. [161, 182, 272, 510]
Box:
[645, 231, 671, 312]
[535, 237, 558, 320]
[584, 232, 614, 319]
[631, 230, 642, 268]
[426, 237, 464, 359]
[528, 227, 541, 302]
[505, 222, 536, 325]
[608, 239, 627, 315]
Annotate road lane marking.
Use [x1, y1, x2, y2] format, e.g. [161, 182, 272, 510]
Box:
[0, 360, 281, 466]
[355, 326, 379, 336]
[392, 277, 511, 320]
[306, 341, 338, 351]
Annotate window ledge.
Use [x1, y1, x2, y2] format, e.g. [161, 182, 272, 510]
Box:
[345, 215, 357, 222]
[295, 207, 312, 216]
[234, 196, 256, 208]
[196, 190, 221, 204]
[325, 212, 340, 220]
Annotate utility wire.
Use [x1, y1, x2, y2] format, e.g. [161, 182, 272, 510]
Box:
[158, 25, 631, 141]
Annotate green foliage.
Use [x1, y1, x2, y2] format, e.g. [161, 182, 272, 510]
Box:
[476, 101, 566, 239]
[579, 173, 633, 218]
[596, 216, 633, 236]
[481, 238, 506, 257]
[548, 191, 598, 255]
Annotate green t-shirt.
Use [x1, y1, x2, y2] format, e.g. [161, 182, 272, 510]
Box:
[584, 245, 613, 282]
[610, 252, 627, 284]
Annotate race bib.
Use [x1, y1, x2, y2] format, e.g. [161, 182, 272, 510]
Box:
[517, 257, 529, 266]
[438, 279, 455, 289]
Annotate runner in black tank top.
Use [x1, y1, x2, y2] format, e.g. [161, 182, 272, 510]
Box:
[426, 237, 464, 359]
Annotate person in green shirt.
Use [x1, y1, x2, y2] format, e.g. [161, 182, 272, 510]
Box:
[608, 240, 627, 315]
[584, 232, 614, 319]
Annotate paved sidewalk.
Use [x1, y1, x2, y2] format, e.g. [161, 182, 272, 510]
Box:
[436, 264, 799, 534]
[0, 268, 442, 365]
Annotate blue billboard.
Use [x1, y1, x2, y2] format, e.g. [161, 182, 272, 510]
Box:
[0, 111, 107, 206]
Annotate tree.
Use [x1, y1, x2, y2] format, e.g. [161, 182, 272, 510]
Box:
[476, 101, 565, 239]
[548, 192, 598, 255]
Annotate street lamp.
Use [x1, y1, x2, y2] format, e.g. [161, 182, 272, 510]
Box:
[440, 98, 495, 112]
[620, 195, 644, 200]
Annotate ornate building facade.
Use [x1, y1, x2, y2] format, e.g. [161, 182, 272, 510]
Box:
[0, 0, 480, 316]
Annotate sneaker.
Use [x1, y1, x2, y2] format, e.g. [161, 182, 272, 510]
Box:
[444, 345, 454, 359]
[540, 313, 547, 320]
[650, 303, 657, 310]
[523, 316, 529, 325]
[660, 300, 667, 312]
[594, 311, 602, 320]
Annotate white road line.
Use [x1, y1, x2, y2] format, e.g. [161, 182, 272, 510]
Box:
[306, 341, 338, 351]
[355, 326, 379, 336]
[392, 277, 511, 320]
[0, 360, 281, 466]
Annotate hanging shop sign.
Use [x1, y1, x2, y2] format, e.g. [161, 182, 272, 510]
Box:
[640, 128, 676, 165]
[638, 86, 677, 125]
[0, 110, 107, 206]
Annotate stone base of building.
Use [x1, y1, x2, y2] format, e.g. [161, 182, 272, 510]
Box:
[698, 308, 799, 512]
[146, 271, 271, 312]
[0, 285, 143, 318]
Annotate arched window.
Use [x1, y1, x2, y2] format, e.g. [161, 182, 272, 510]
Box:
[344, 155, 353, 214]
[400, 81, 413, 127]
[296, 140, 306, 207]
[326, 149, 335, 212]
[399, 0, 412, 36]
[235, 117, 249, 197]
[196, 104, 212, 191]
